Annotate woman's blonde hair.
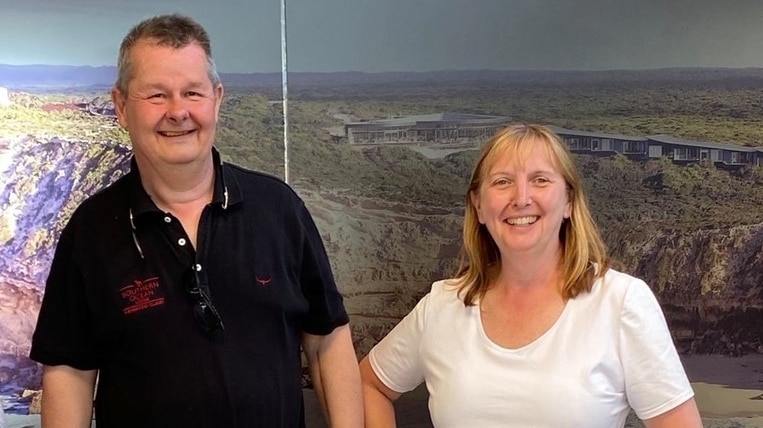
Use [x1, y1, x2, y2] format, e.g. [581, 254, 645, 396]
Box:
[456, 123, 610, 305]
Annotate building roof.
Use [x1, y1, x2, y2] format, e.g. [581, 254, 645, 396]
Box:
[547, 125, 646, 142]
[345, 112, 508, 127]
[646, 134, 758, 152]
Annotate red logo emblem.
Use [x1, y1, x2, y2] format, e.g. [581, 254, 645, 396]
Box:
[119, 277, 165, 315]
[256, 277, 272, 286]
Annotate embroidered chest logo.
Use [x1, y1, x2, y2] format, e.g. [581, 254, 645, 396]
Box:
[119, 277, 165, 315]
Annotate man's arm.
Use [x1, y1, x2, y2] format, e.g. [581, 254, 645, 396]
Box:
[41, 365, 97, 428]
[302, 324, 363, 428]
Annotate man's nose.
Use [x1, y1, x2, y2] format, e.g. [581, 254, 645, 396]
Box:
[166, 96, 189, 121]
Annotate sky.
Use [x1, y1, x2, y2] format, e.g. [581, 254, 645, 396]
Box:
[1, 0, 763, 73]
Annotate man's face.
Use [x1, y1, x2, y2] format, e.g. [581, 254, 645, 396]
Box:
[112, 40, 223, 169]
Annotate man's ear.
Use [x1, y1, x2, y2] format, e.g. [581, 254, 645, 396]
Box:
[111, 86, 128, 129]
[214, 83, 224, 121]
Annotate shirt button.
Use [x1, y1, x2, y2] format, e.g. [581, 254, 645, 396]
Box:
[194, 264, 202, 272]
[164, 216, 172, 223]
[178, 238, 187, 246]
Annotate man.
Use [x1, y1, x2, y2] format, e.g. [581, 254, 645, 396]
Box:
[30, 14, 362, 427]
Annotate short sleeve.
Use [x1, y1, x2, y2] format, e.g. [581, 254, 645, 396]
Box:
[619, 279, 694, 420]
[297, 201, 349, 335]
[29, 220, 98, 370]
[368, 290, 430, 393]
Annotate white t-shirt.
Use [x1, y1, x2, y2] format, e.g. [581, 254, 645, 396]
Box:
[369, 269, 694, 428]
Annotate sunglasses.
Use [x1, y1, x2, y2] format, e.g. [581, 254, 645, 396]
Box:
[130, 209, 225, 334]
[186, 265, 225, 334]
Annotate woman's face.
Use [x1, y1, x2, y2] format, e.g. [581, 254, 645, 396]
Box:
[471, 142, 571, 261]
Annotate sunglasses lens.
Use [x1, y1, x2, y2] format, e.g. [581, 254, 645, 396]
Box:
[186, 268, 224, 333]
[194, 302, 223, 333]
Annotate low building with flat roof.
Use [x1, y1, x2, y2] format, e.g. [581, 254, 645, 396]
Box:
[344, 112, 509, 145]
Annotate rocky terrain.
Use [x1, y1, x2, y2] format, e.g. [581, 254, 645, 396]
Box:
[0, 136, 131, 410]
[303, 189, 763, 357]
[2, 79, 763, 415]
[2, 136, 762, 387]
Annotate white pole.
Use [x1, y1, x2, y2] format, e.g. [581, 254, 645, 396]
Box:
[280, 0, 290, 183]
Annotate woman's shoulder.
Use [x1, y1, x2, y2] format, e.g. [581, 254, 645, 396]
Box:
[573, 268, 662, 323]
[589, 268, 652, 301]
[424, 278, 469, 307]
[430, 278, 464, 295]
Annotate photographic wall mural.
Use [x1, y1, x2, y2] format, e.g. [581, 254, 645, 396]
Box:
[1, 1, 762, 427]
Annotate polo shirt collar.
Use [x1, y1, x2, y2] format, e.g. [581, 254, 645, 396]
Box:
[127, 147, 242, 217]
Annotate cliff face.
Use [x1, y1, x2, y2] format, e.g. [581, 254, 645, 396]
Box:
[299, 186, 763, 356]
[0, 136, 130, 396]
[1, 136, 761, 402]
[630, 224, 763, 304]
[300, 189, 763, 357]
[0, 136, 131, 286]
[626, 224, 763, 354]
[298, 189, 464, 354]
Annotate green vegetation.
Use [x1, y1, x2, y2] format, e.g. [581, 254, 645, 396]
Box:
[4, 71, 763, 239]
[0, 93, 128, 143]
[276, 75, 763, 237]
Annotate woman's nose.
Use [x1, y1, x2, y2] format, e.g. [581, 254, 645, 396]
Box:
[513, 181, 532, 207]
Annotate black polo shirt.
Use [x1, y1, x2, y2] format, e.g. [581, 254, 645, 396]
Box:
[30, 150, 349, 427]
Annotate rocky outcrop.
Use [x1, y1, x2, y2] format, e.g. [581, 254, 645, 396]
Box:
[1, 134, 761, 412]
[0, 136, 130, 405]
[0, 136, 131, 285]
[298, 189, 463, 355]
[624, 224, 763, 354]
[304, 188, 763, 357]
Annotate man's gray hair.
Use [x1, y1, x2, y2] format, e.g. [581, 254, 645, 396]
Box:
[115, 13, 221, 95]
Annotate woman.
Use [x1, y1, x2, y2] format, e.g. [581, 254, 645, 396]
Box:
[359, 124, 702, 427]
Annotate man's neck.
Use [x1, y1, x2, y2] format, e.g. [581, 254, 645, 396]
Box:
[136, 152, 216, 212]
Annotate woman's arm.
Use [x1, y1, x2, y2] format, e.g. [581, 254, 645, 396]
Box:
[643, 397, 702, 428]
[359, 356, 402, 428]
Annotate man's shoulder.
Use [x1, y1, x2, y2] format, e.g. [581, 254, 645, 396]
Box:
[225, 162, 302, 203]
[224, 162, 299, 198]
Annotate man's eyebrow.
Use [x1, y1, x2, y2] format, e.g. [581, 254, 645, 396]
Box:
[135, 81, 209, 90]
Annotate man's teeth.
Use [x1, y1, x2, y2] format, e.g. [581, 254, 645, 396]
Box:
[507, 216, 538, 225]
[161, 130, 191, 137]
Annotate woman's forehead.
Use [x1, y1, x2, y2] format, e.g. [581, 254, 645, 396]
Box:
[485, 139, 561, 173]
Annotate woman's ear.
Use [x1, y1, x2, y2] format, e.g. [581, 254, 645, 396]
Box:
[470, 190, 485, 224]
[564, 189, 572, 219]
